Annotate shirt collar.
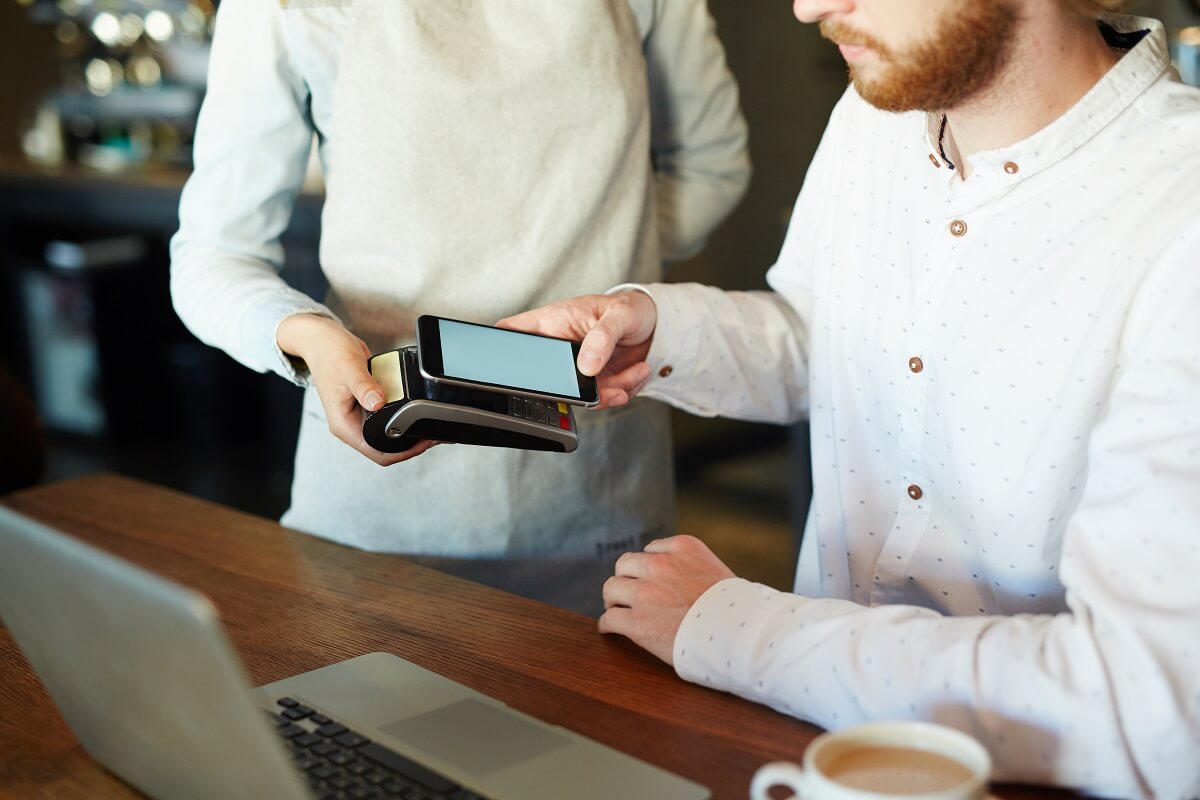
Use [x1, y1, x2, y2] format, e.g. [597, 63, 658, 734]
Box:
[921, 14, 1170, 183]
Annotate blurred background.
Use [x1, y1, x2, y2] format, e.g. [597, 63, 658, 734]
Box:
[1, 0, 1197, 591]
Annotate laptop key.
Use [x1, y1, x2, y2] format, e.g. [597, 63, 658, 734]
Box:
[329, 751, 354, 766]
[359, 743, 458, 794]
[317, 722, 349, 737]
[294, 733, 323, 748]
[310, 712, 332, 725]
[277, 697, 300, 708]
[335, 732, 370, 748]
[346, 760, 371, 775]
[283, 705, 315, 720]
[312, 740, 341, 757]
[311, 764, 337, 781]
[278, 723, 306, 739]
[294, 756, 322, 771]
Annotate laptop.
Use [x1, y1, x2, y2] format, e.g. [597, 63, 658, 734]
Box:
[0, 506, 710, 800]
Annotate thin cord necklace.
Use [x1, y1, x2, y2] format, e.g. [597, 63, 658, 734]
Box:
[938, 114, 956, 171]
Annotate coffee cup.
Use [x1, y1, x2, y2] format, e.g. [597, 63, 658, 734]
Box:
[750, 721, 991, 800]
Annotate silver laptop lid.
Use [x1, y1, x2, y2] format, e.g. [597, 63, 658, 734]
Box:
[0, 506, 309, 800]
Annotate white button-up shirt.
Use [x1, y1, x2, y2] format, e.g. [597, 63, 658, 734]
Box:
[634, 16, 1200, 799]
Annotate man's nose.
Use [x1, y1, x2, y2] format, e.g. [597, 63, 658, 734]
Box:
[792, 0, 854, 24]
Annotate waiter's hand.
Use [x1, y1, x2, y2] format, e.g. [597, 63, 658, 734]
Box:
[599, 535, 736, 665]
[498, 291, 658, 409]
[276, 314, 438, 466]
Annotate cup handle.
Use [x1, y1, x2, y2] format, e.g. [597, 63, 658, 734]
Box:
[750, 761, 808, 800]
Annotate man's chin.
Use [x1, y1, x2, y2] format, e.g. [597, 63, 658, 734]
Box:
[850, 69, 924, 114]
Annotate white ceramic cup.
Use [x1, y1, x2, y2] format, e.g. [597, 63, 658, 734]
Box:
[750, 722, 991, 800]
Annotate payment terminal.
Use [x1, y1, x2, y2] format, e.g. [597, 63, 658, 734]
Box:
[361, 316, 598, 454]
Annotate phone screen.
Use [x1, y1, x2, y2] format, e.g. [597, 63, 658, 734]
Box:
[426, 317, 595, 403]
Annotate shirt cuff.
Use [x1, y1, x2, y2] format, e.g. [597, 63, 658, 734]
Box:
[673, 577, 788, 693]
[258, 292, 341, 386]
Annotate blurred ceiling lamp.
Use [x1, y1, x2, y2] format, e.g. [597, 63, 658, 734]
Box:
[91, 11, 121, 47]
[84, 57, 124, 96]
[144, 10, 174, 43]
[119, 13, 144, 47]
[127, 55, 162, 87]
[54, 20, 80, 44]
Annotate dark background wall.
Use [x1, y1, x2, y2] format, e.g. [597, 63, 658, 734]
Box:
[0, 2, 58, 158]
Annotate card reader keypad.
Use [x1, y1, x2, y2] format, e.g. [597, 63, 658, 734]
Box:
[508, 397, 571, 430]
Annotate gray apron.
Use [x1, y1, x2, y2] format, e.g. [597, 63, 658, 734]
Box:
[281, 0, 673, 615]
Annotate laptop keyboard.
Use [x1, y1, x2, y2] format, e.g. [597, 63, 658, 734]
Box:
[268, 697, 490, 800]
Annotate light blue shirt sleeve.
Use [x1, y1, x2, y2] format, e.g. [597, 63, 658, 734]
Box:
[170, 0, 337, 385]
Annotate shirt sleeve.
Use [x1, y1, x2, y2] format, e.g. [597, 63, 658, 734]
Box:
[672, 223, 1200, 799]
[609, 90, 857, 422]
[640, 0, 751, 261]
[169, 0, 339, 385]
[615, 281, 809, 423]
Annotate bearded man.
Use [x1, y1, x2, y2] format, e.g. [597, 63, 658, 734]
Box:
[499, 0, 1200, 796]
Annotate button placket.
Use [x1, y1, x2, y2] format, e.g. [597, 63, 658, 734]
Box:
[870, 477, 933, 606]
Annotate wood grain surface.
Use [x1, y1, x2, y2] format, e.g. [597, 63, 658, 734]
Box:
[0, 474, 1075, 800]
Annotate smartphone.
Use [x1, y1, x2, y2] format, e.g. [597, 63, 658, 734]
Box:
[416, 315, 600, 407]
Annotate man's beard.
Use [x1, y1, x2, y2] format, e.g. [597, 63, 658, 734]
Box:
[820, 2, 1020, 113]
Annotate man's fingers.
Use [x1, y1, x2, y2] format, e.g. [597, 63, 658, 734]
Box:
[602, 575, 639, 609]
[594, 359, 652, 407]
[496, 309, 545, 334]
[597, 606, 633, 636]
[497, 296, 603, 338]
[614, 551, 658, 579]
[643, 536, 681, 554]
[577, 302, 640, 377]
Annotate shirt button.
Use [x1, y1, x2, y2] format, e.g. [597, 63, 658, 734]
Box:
[928, 153, 942, 169]
[949, 219, 967, 237]
[658, 366, 673, 378]
[908, 356, 924, 374]
[907, 484, 923, 500]
[1004, 161, 1019, 175]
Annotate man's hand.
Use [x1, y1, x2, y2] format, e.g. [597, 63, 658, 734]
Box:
[599, 535, 736, 665]
[498, 291, 658, 409]
[277, 314, 438, 466]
